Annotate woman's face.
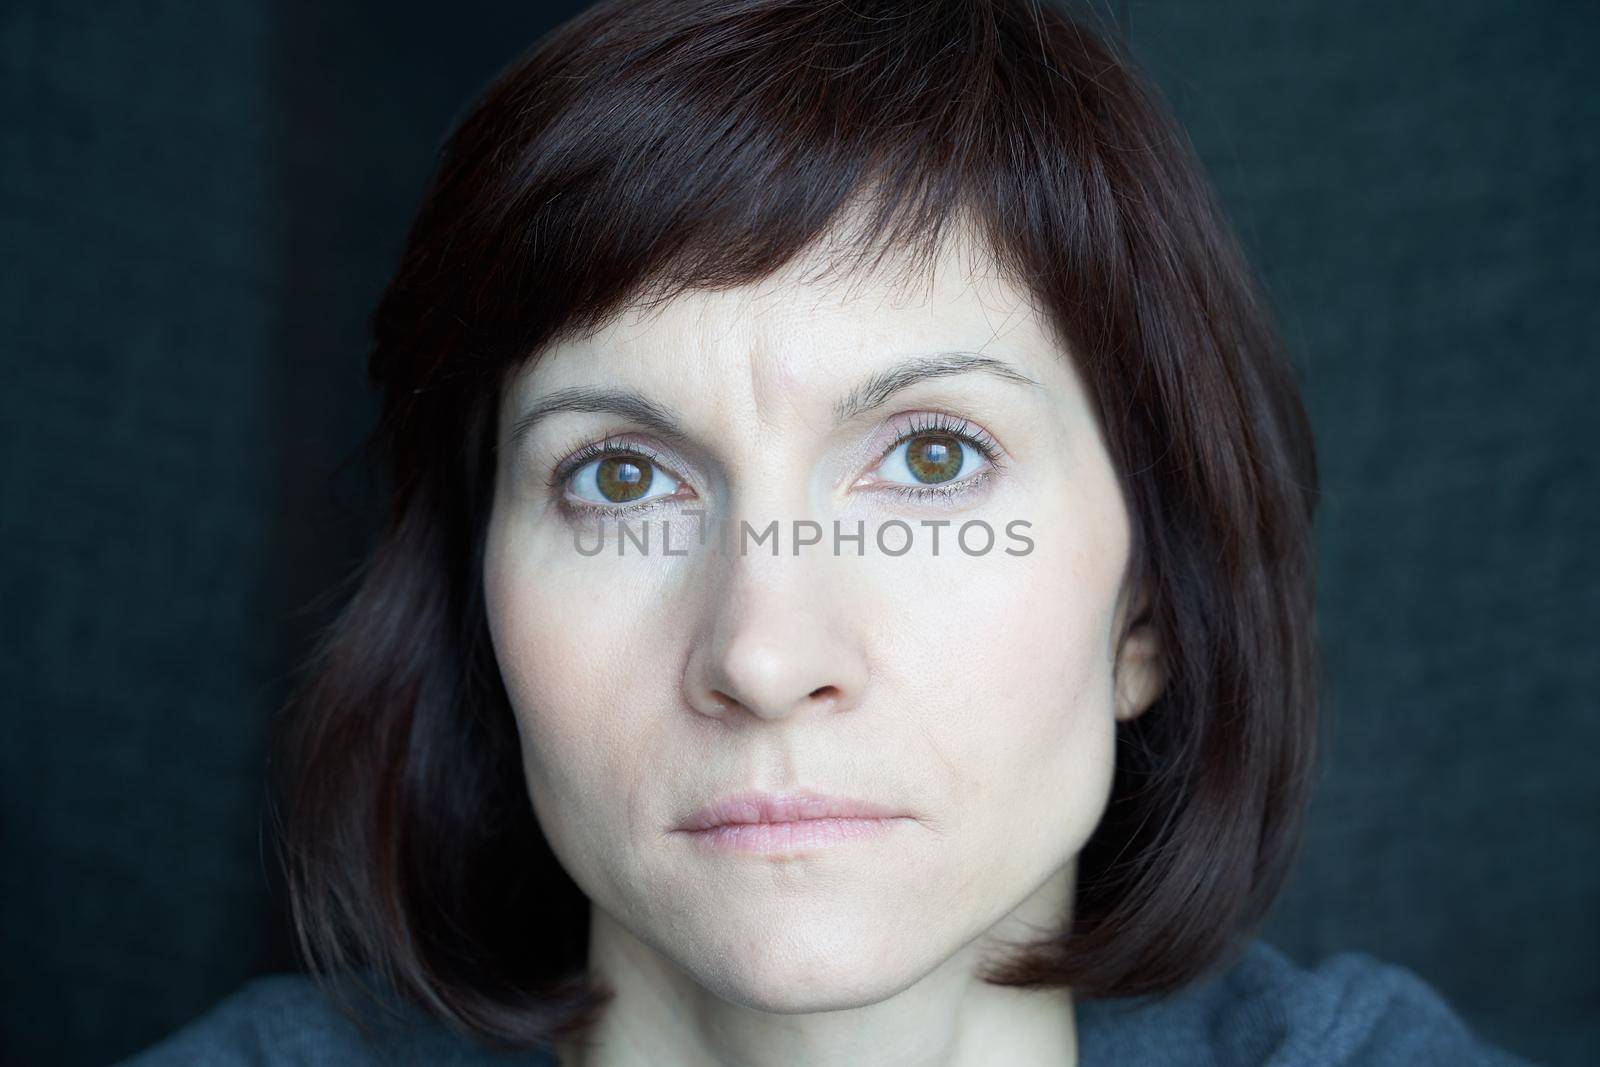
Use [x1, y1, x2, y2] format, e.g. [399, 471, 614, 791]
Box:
[484, 230, 1164, 1012]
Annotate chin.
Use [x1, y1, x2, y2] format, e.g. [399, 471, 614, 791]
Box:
[679, 921, 932, 1014]
[704, 961, 915, 1016]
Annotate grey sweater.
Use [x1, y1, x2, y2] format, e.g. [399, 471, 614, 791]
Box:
[117, 938, 1540, 1066]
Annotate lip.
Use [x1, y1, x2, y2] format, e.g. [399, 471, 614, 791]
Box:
[674, 788, 908, 833]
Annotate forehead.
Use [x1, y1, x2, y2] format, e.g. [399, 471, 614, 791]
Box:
[506, 227, 1070, 415]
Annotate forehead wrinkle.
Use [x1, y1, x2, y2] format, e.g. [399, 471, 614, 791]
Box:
[684, 287, 783, 440]
[695, 282, 825, 439]
[744, 325, 779, 436]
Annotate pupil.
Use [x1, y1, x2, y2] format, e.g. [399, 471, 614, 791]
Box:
[907, 434, 962, 484]
[598, 457, 652, 502]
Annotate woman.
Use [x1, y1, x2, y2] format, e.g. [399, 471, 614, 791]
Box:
[121, 1, 1537, 1064]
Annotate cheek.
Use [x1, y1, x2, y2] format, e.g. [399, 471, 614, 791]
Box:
[986, 551, 1120, 823]
[883, 545, 1117, 798]
[992, 514, 1125, 846]
[867, 499, 1126, 886]
[482, 513, 677, 889]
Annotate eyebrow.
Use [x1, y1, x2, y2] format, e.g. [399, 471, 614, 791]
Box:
[831, 351, 1041, 423]
[507, 387, 687, 447]
[506, 351, 1042, 445]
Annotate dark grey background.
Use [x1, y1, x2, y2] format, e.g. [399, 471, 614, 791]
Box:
[1, 1, 1594, 1064]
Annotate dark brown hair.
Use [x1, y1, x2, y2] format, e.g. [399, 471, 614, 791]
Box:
[273, 0, 1320, 1051]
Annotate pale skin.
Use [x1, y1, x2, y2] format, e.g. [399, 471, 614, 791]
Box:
[483, 222, 1167, 1067]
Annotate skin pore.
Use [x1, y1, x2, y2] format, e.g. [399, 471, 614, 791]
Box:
[482, 224, 1167, 1067]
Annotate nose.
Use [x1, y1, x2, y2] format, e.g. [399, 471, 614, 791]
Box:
[683, 551, 868, 723]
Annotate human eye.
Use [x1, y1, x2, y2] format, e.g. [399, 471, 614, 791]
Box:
[547, 434, 690, 516]
[864, 411, 1006, 504]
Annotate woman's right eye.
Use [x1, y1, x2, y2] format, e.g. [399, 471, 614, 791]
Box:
[564, 451, 684, 507]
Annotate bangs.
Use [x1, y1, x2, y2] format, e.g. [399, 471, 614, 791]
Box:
[374, 0, 1135, 390]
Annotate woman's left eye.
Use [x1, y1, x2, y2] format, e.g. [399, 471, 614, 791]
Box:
[875, 432, 985, 486]
[869, 417, 1000, 492]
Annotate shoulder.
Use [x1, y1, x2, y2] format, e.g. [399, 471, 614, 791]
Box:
[113, 973, 558, 1067]
[1077, 938, 1540, 1067]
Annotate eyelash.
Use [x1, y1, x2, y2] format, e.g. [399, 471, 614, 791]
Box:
[546, 411, 1005, 516]
[879, 411, 1005, 503]
[545, 435, 676, 518]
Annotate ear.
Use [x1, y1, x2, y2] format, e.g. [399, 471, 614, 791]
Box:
[1113, 586, 1166, 723]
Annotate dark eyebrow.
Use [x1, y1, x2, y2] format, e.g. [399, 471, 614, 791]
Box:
[830, 351, 1042, 424]
[506, 387, 690, 447]
[507, 351, 1042, 445]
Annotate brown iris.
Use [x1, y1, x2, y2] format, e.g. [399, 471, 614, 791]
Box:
[596, 456, 653, 502]
[905, 433, 964, 484]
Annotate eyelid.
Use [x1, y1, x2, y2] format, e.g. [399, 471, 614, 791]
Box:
[873, 410, 1007, 470]
[546, 433, 682, 494]
[547, 434, 697, 519]
[846, 409, 1007, 511]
